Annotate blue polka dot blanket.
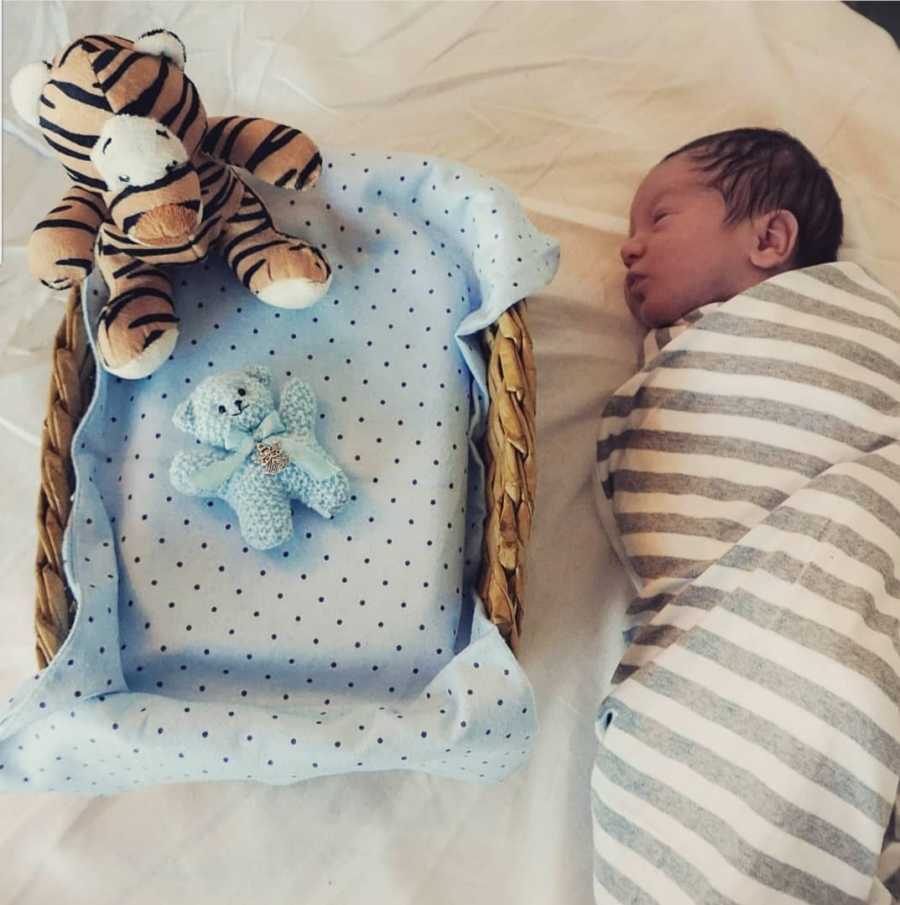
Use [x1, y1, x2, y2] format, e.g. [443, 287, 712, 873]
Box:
[0, 150, 559, 795]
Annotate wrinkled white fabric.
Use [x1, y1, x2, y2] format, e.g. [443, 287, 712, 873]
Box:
[2, 2, 900, 904]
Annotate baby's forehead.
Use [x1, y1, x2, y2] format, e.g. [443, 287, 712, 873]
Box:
[633, 157, 703, 205]
[628, 155, 717, 226]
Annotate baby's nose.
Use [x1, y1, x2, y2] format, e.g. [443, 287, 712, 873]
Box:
[235, 398, 244, 412]
[620, 237, 641, 268]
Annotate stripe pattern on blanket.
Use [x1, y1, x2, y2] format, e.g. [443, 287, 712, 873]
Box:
[591, 262, 900, 904]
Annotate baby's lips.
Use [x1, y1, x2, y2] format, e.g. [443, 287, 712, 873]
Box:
[625, 272, 646, 294]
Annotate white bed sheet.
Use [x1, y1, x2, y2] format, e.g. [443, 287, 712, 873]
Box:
[2, 2, 899, 903]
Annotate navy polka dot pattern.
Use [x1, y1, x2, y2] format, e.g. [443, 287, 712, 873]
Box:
[0, 150, 559, 794]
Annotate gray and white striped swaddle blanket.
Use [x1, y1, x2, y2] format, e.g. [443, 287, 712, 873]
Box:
[592, 262, 900, 904]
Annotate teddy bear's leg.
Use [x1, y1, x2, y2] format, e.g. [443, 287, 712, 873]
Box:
[215, 183, 332, 311]
[281, 464, 351, 521]
[94, 225, 179, 379]
[227, 469, 295, 550]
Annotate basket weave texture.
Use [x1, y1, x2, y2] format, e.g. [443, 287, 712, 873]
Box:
[33, 285, 535, 668]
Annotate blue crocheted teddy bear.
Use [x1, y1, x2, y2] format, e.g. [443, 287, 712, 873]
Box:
[169, 365, 351, 550]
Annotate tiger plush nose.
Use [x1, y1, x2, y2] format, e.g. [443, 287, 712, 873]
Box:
[128, 201, 202, 246]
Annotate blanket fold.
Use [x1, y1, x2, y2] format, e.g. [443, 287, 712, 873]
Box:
[592, 262, 900, 904]
[0, 148, 559, 795]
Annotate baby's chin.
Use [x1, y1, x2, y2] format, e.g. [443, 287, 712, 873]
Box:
[626, 291, 669, 328]
[638, 305, 675, 328]
[625, 287, 650, 325]
[628, 287, 707, 328]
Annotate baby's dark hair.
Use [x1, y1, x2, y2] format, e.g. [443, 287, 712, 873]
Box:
[662, 127, 843, 268]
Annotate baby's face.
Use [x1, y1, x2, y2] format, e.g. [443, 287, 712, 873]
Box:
[620, 154, 756, 328]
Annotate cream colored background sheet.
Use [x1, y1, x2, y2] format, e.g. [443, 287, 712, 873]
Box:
[2, 2, 899, 902]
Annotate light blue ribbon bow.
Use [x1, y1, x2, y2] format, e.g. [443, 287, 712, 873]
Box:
[192, 411, 339, 491]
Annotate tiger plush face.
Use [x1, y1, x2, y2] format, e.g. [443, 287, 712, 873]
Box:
[13, 30, 207, 246]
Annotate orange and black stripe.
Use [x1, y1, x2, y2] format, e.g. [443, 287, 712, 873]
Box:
[202, 116, 322, 190]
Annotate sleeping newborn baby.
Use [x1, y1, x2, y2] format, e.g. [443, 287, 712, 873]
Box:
[598, 125, 847, 604]
[591, 129, 900, 904]
[620, 126, 843, 331]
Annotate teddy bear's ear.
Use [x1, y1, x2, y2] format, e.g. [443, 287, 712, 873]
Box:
[134, 29, 187, 69]
[173, 398, 196, 433]
[10, 60, 52, 128]
[244, 365, 273, 387]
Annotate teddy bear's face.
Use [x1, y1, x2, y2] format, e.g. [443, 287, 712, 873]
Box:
[18, 31, 207, 245]
[174, 366, 276, 448]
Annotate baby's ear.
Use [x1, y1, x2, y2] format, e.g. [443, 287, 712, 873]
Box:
[749, 208, 800, 272]
[173, 398, 196, 433]
[244, 365, 273, 387]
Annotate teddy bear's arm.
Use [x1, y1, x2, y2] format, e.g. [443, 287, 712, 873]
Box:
[170, 447, 231, 497]
[278, 378, 318, 434]
[28, 186, 107, 291]
[202, 116, 323, 192]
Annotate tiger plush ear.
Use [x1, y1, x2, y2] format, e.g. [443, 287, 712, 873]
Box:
[10, 60, 51, 128]
[133, 29, 187, 69]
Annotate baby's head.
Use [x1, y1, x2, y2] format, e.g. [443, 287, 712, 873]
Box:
[621, 127, 843, 327]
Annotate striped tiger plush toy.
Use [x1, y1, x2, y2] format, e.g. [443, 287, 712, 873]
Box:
[10, 29, 333, 379]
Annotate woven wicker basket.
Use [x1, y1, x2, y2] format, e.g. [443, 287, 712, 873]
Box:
[33, 284, 536, 669]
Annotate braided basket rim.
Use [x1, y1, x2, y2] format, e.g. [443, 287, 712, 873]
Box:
[33, 283, 535, 667]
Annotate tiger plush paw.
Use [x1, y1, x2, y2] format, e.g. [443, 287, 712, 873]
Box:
[27, 187, 107, 291]
[96, 293, 180, 380]
[253, 238, 333, 310]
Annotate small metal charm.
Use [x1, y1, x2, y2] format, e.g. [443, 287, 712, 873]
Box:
[255, 441, 290, 475]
